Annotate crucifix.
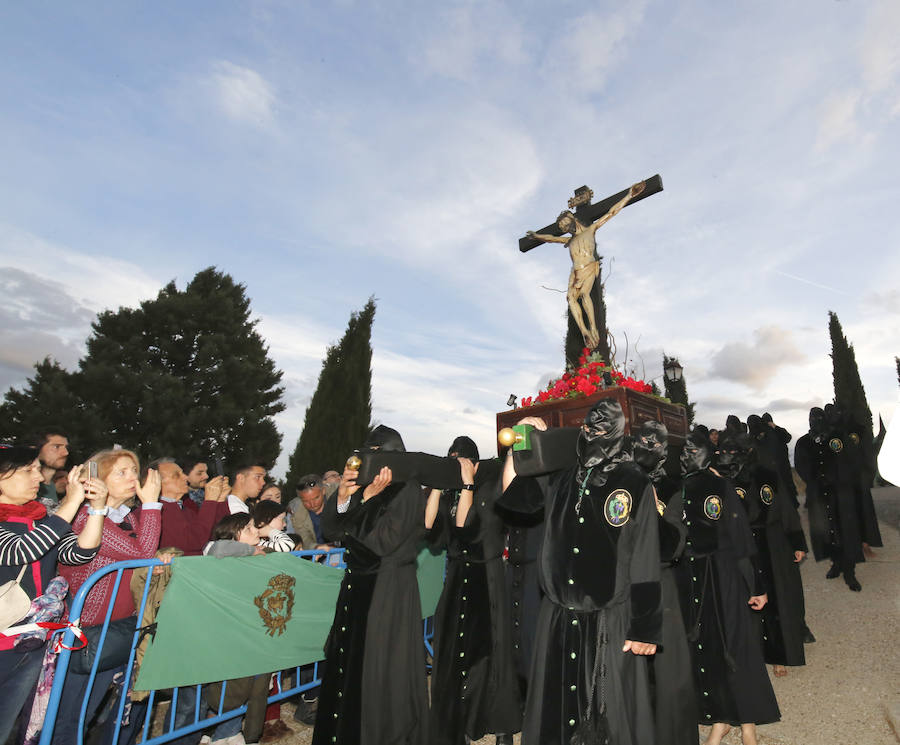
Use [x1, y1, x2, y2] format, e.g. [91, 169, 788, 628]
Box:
[520, 174, 663, 354]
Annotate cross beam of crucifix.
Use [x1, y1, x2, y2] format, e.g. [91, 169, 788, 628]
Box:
[518, 174, 663, 253]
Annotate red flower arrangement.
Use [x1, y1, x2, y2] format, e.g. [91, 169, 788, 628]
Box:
[520, 347, 654, 408]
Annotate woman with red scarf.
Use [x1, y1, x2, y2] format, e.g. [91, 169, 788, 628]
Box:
[0, 445, 107, 743]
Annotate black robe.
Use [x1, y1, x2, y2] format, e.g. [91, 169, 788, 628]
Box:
[796, 425, 882, 567]
[732, 465, 807, 667]
[675, 469, 780, 727]
[427, 463, 522, 744]
[313, 482, 429, 745]
[649, 479, 698, 745]
[497, 462, 662, 745]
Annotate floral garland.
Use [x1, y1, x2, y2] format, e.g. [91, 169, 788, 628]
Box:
[520, 347, 654, 408]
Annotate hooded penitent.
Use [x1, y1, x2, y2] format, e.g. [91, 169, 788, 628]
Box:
[632, 420, 668, 482]
[716, 430, 752, 480]
[576, 398, 628, 486]
[808, 407, 825, 442]
[680, 431, 713, 476]
[363, 425, 406, 453]
[447, 435, 479, 462]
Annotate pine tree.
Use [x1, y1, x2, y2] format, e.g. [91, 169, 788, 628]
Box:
[662, 354, 695, 425]
[0, 358, 100, 456]
[77, 268, 284, 465]
[284, 297, 376, 490]
[828, 310, 874, 456]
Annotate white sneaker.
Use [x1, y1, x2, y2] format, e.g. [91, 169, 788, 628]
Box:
[211, 735, 245, 745]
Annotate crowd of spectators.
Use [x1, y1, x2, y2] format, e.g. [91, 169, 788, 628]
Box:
[0, 426, 341, 745]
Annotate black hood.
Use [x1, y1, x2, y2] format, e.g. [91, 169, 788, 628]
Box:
[632, 420, 668, 477]
[716, 430, 752, 479]
[577, 398, 627, 471]
[448, 435, 479, 462]
[363, 425, 406, 453]
[809, 406, 825, 434]
[680, 431, 712, 476]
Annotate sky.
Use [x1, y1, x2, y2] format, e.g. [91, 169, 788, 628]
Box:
[1, 0, 899, 476]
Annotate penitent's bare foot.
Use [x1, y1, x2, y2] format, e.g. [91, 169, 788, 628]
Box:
[863, 542, 876, 559]
[740, 723, 759, 745]
[773, 664, 787, 677]
[704, 722, 731, 745]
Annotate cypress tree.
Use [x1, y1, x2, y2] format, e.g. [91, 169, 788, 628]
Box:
[828, 310, 874, 457]
[662, 354, 695, 425]
[284, 297, 376, 490]
[895, 356, 899, 387]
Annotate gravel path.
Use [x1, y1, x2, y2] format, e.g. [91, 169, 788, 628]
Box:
[208, 513, 900, 745]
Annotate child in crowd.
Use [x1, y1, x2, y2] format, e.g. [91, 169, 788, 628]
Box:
[203, 513, 265, 557]
[253, 501, 296, 552]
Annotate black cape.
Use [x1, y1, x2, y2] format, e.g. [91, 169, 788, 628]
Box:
[732, 464, 807, 667]
[649, 480, 698, 745]
[427, 463, 522, 743]
[675, 469, 780, 727]
[497, 461, 662, 745]
[313, 481, 429, 745]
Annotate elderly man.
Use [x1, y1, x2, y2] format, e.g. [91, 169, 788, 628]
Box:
[153, 458, 229, 555]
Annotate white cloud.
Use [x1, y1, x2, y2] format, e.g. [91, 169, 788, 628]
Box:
[707, 326, 807, 391]
[0, 224, 161, 315]
[814, 90, 862, 153]
[209, 61, 277, 127]
[542, 3, 647, 94]
[420, 2, 527, 82]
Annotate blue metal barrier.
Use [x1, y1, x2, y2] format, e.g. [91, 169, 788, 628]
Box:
[38, 548, 346, 745]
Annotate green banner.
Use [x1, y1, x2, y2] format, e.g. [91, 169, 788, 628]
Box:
[136, 547, 445, 690]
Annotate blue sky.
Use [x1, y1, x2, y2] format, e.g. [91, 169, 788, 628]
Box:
[2, 1, 899, 475]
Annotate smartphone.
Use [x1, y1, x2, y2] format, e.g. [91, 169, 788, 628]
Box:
[214, 457, 225, 478]
[88, 461, 99, 479]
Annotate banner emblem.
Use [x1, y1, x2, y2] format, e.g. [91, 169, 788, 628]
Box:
[829, 438, 843, 453]
[760, 485, 774, 505]
[255, 573, 296, 637]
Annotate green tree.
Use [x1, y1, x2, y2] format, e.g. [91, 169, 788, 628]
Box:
[284, 297, 376, 490]
[662, 354, 695, 425]
[77, 268, 284, 466]
[0, 357, 99, 456]
[828, 310, 874, 456]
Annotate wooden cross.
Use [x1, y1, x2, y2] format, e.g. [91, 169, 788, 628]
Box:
[518, 174, 664, 253]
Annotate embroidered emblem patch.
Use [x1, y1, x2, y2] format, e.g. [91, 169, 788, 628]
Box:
[849, 432, 859, 446]
[760, 484, 774, 505]
[735, 486, 747, 501]
[255, 573, 296, 637]
[703, 495, 722, 521]
[604, 489, 632, 527]
[829, 437, 843, 453]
